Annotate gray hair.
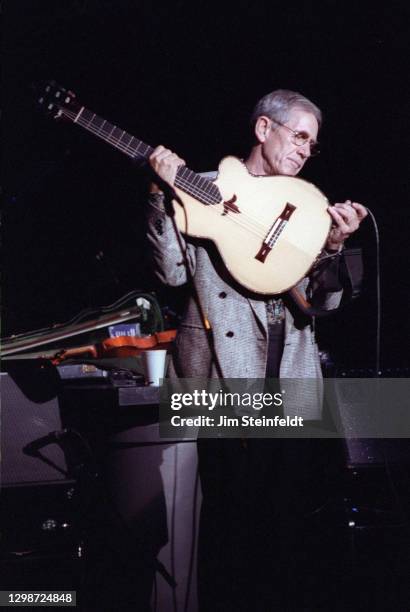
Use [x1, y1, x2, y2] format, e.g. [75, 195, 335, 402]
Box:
[250, 89, 322, 131]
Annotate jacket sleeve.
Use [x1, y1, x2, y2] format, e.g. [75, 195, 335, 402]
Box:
[146, 191, 197, 286]
[306, 247, 364, 311]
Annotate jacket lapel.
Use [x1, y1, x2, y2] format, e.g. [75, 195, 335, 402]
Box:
[247, 298, 268, 337]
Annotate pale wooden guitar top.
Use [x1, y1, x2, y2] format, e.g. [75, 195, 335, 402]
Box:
[173, 156, 331, 294]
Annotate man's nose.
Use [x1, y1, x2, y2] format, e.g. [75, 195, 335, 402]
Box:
[297, 142, 311, 158]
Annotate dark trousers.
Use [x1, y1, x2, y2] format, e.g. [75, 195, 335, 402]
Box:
[197, 325, 345, 610]
[197, 436, 345, 611]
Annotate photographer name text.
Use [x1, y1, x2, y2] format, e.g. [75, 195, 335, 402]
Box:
[170, 415, 303, 428]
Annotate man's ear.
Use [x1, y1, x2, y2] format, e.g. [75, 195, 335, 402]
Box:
[254, 116, 271, 143]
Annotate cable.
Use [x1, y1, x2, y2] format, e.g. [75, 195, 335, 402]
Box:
[365, 207, 381, 377]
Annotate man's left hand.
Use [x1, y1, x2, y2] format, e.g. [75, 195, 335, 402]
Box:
[326, 201, 368, 251]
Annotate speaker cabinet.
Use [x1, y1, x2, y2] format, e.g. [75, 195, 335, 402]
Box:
[0, 366, 69, 486]
[0, 365, 78, 560]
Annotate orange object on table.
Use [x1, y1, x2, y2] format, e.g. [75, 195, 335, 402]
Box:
[51, 329, 177, 364]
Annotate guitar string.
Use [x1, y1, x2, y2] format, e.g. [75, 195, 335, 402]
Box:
[74, 119, 270, 238]
[64, 108, 219, 206]
[60, 107, 280, 238]
[176, 167, 222, 201]
[59, 107, 292, 240]
[74, 111, 223, 203]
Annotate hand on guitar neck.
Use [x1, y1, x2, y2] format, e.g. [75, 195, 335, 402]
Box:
[149, 145, 185, 193]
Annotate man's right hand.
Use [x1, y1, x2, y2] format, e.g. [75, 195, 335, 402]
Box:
[149, 145, 185, 189]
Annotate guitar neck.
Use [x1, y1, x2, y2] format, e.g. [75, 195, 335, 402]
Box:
[61, 105, 221, 205]
[70, 106, 153, 162]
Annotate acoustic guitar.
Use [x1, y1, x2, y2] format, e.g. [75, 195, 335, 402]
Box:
[37, 81, 331, 295]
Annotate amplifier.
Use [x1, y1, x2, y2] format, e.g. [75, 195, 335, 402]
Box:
[0, 366, 80, 560]
[0, 367, 69, 486]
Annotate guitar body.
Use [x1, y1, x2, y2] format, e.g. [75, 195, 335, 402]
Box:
[173, 156, 331, 294]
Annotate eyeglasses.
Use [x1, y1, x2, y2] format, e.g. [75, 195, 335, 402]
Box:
[270, 119, 320, 156]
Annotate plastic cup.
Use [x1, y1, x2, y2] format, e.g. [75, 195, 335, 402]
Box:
[141, 349, 167, 386]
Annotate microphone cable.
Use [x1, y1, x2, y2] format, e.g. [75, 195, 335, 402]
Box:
[365, 207, 381, 377]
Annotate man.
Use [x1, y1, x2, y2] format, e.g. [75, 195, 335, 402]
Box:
[146, 90, 366, 382]
[146, 90, 367, 610]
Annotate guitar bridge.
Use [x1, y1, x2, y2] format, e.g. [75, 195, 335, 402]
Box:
[255, 203, 296, 263]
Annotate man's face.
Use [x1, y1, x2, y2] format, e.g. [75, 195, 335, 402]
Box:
[259, 109, 319, 176]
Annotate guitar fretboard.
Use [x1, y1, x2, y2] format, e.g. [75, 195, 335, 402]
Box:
[62, 106, 222, 206]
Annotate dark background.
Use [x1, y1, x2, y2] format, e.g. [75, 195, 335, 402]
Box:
[3, 0, 409, 371]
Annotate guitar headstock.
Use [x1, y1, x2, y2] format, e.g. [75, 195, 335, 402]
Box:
[37, 81, 81, 120]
